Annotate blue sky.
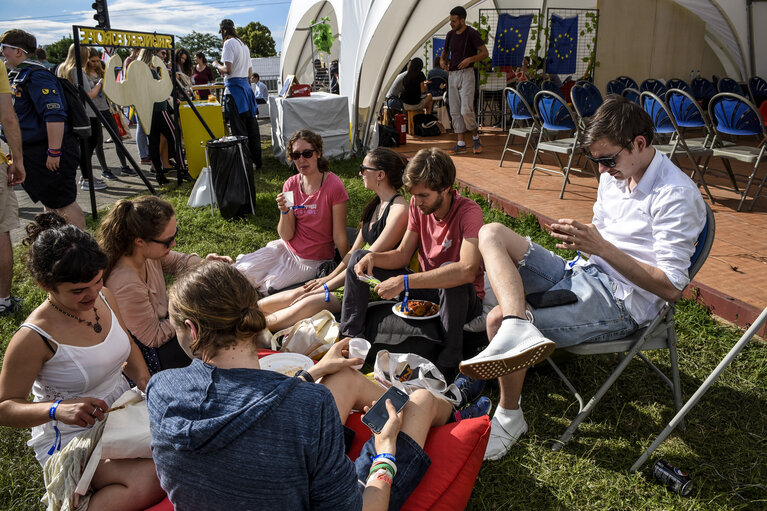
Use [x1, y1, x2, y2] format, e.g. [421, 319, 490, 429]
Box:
[0, 0, 292, 51]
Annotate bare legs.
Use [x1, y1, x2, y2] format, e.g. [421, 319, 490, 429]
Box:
[88, 458, 165, 511]
[47, 202, 86, 230]
[321, 367, 453, 447]
[258, 288, 341, 332]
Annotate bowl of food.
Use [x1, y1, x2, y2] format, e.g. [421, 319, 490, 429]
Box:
[392, 300, 439, 320]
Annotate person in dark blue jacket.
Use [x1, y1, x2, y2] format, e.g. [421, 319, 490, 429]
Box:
[0, 29, 85, 228]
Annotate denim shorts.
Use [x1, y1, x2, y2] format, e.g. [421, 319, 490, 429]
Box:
[518, 241, 639, 348]
[354, 431, 430, 511]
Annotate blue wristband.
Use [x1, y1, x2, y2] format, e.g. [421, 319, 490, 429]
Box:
[402, 274, 410, 312]
[371, 453, 397, 463]
[280, 209, 290, 215]
[323, 283, 330, 302]
[48, 400, 63, 455]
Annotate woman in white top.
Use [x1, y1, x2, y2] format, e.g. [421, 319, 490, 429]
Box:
[0, 213, 163, 510]
[211, 18, 262, 169]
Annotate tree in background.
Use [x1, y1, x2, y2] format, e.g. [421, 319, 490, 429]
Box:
[44, 36, 74, 65]
[178, 31, 222, 62]
[237, 22, 277, 57]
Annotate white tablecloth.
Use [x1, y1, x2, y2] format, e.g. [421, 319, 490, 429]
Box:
[270, 92, 350, 163]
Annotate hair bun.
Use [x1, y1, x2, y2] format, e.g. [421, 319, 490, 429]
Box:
[23, 212, 67, 246]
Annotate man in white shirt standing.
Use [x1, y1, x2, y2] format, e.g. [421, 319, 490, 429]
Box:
[459, 95, 706, 461]
[212, 19, 262, 169]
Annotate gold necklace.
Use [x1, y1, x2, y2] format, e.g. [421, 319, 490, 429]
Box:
[47, 298, 102, 333]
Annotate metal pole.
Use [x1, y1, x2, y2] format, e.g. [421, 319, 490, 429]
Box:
[630, 307, 767, 473]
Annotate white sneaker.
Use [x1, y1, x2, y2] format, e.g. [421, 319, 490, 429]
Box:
[484, 407, 528, 461]
[80, 177, 107, 191]
[459, 318, 556, 380]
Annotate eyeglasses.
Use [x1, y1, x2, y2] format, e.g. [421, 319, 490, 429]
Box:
[149, 226, 178, 248]
[289, 149, 317, 160]
[0, 43, 28, 54]
[359, 165, 381, 174]
[585, 142, 631, 168]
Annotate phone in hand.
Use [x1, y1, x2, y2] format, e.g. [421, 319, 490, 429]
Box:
[361, 386, 410, 434]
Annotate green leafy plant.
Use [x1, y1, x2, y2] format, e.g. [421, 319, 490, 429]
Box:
[311, 17, 334, 55]
[471, 14, 494, 85]
[580, 11, 600, 80]
[423, 39, 432, 69]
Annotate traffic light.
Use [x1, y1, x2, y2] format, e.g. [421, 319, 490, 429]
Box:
[92, 0, 111, 29]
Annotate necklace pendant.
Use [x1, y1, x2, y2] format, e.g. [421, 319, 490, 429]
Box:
[93, 323, 103, 333]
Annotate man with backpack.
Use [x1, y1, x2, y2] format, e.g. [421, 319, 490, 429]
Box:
[1, 29, 85, 228]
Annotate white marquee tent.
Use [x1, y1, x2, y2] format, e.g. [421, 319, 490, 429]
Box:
[281, 0, 767, 153]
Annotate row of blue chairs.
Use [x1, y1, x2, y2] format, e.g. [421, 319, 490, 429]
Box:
[606, 75, 767, 108]
[500, 79, 767, 210]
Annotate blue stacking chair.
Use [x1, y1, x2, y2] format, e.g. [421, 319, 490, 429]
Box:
[640, 91, 714, 201]
[606, 79, 625, 96]
[666, 78, 691, 94]
[516, 81, 541, 110]
[748, 75, 767, 107]
[665, 88, 739, 192]
[640, 78, 668, 96]
[541, 79, 562, 97]
[528, 90, 596, 199]
[717, 77, 742, 95]
[571, 82, 603, 130]
[500, 87, 540, 174]
[691, 77, 717, 108]
[549, 203, 715, 449]
[616, 75, 638, 90]
[622, 87, 640, 104]
[702, 93, 767, 211]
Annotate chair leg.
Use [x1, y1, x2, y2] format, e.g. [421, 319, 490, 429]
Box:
[500, 130, 515, 167]
[685, 149, 715, 204]
[559, 150, 578, 199]
[698, 153, 716, 204]
[547, 358, 584, 414]
[747, 165, 767, 212]
[667, 329, 686, 431]
[527, 130, 545, 189]
[722, 159, 740, 193]
[554, 337, 651, 450]
[737, 161, 760, 212]
[517, 132, 534, 175]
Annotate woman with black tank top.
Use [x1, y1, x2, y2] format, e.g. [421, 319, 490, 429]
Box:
[259, 147, 409, 332]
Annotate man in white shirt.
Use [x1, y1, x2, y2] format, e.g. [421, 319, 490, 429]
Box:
[459, 95, 706, 461]
[252, 73, 268, 104]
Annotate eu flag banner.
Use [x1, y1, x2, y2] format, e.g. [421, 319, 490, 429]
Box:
[433, 38, 445, 64]
[491, 14, 533, 68]
[546, 14, 578, 74]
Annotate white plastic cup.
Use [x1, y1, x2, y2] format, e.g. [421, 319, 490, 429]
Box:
[283, 190, 294, 207]
[348, 338, 371, 370]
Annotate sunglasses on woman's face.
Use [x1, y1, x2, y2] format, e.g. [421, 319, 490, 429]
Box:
[359, 165, 381, 175]
[585, 142, 631, 168]
[289, 149, 317, 160]
[149, 227, 178, 249]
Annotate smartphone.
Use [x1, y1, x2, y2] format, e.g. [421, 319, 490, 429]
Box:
[361, 386, 410, 434]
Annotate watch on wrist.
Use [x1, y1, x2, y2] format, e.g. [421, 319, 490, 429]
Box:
[295, 369, 314, 383]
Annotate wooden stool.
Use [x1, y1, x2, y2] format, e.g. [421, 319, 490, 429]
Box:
[407, 109, 418, 136]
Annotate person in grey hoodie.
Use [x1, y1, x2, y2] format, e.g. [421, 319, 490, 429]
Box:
[147, 261, 485, 511]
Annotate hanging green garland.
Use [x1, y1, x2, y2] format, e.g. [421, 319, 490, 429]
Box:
[312, 17, 334, 55]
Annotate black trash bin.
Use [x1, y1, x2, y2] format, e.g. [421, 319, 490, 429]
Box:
[205, 136, 256, 219]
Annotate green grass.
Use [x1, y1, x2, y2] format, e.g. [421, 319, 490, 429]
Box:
[1, 150, 765, 510]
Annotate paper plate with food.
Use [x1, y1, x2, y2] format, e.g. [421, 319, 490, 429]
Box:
[260, 352, 314, 376]
[392, 300, 440, 320]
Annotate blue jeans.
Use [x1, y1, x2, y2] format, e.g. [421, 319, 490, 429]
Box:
[135, 116, 149, 159]
[519, 241, 639, 348]
[354, 431, 430, 511]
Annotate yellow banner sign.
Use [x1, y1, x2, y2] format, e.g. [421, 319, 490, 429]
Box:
[79, 28, 172, 49]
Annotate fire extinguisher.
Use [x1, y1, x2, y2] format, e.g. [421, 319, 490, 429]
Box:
[394, 113, 407, 145]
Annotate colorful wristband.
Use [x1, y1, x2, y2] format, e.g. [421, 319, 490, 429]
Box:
[323, 283, 330, 302]
[46, 148, 63, 157]
[367, 468, 393, 486]
[372, 452, 397, 463]
[280, 209, 290, 215]
[402, 274, 410, 312]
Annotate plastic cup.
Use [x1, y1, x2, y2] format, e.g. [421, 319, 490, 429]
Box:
[348, 338, 371, 370]
[283, 190, 294, 207]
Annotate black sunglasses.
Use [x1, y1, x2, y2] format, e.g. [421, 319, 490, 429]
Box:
[150, 226, 178, 248]
[289, 149, 317, 160]
[585, 142, 631, 168]
[359, 164, 382, 174]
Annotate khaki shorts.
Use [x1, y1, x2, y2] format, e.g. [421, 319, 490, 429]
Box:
[0, 162, 20, 233]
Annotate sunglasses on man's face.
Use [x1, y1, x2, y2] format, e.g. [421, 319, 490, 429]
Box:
[0, 43, 28, 54]
[585, 142, 631, 168]
[289, 149, 317, 160]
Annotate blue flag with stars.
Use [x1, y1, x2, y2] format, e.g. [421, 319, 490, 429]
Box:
[433, 38, 445, 65]
[546, 14, 578, 74]
[491, 14, 532, 68]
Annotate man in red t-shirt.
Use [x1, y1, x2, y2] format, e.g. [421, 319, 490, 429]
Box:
[340, 148, 484, 376]
[440, 6, 488, 155]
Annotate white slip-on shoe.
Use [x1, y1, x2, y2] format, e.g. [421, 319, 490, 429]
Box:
[484, 408, 528, 461]
[459, 318, 556, 380]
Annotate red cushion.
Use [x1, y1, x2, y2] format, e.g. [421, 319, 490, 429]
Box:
[346, 412, 491, 511]
[146, 414, 490, 511]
